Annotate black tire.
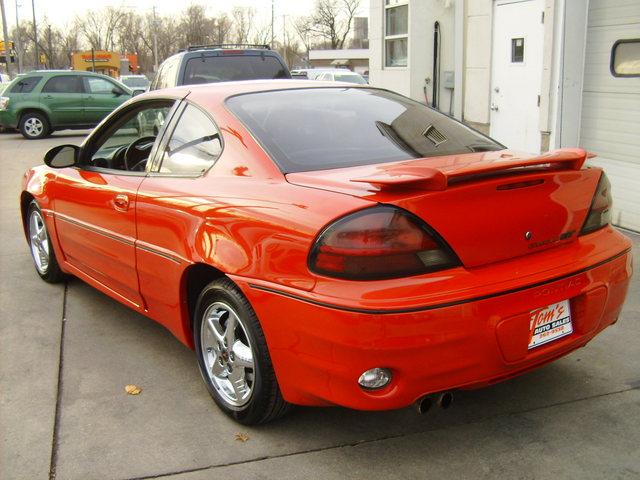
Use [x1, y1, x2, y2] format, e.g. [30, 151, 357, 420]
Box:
[194, 278, 289, 425]
[19, 111, 50, 139]
[26, 201, 65, 283]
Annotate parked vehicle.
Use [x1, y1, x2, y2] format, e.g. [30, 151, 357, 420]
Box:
[0, 73, 10, 91]
[0, 70, 132, 139]
[119, 74, 150, 95]
[149, 44, 291, 90]
[315, 70, 368, 84]
[22, 81, 632, 425]
[290, 67, 355, 80]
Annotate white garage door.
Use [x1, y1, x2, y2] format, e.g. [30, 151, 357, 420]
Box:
[579, 0, 640, 232]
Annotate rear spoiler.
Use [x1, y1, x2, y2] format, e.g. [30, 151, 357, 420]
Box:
[350, 149, 591, 191]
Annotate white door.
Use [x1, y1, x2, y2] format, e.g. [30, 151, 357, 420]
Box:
[490, 0, 545, 153]
[578, 0, 640, 232]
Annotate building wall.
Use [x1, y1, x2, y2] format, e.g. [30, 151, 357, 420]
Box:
[463, 0, 491, 125]
[369, 0, 455, 109]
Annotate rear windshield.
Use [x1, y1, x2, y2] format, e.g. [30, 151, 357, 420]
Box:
[10, 76, 42, 93]
[122, 77, 149, 87]
[334, 74, 367, 84]
[183, 55, 290, 85]
[226, 88, 502, 173]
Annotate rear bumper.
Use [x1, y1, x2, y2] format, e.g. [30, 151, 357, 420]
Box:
[233, 231, 633, 410]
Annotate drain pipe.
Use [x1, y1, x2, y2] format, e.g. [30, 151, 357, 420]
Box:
[432, 21, 441, 110]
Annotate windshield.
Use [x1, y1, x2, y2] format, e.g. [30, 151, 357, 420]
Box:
[122, 77, 149, 88]
[334, 74, 367, 84]
[183, 55, 290, 84]
[226, 87, 502, 173]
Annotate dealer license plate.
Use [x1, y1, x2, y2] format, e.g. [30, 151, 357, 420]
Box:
[528, 299, 573, 349]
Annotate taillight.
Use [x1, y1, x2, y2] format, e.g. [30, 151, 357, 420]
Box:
[580, 172, 612, 235]
[309, 206, 459, 280]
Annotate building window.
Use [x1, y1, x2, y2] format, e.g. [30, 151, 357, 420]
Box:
[610, 39, 640, 77]
[511, 38, 524, 63]
[385, 0, 408, 68]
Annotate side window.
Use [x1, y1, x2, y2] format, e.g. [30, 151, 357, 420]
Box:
[87, 101, 175, 171]
[164, 57, 180, 87]
[10, 76, 42, 93]
[151, 62, 166, 90]
[611, 39, 640, 77]
[84, 77, 117, 94]
[158, 105, 222, 175]
[42, 75, 82, 94]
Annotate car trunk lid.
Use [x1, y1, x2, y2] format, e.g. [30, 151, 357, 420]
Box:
[286, 148, 600, 267]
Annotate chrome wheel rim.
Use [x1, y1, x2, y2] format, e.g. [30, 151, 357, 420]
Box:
[24, 117, 44, 137]
[200, 302, 255, 408]
[29, 209, 50, 274]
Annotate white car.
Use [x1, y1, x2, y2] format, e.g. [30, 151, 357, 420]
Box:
[118, 75, 150, 95]
[314, 71, 368, 84]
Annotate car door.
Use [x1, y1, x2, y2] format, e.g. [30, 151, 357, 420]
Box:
[82, 76, 130, 125]
[39, 75, 84, 126]
[134, 102, 223, 337]
[52, 100, 177, 308]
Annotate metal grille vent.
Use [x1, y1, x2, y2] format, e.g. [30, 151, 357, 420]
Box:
[423, 125, 447, 147]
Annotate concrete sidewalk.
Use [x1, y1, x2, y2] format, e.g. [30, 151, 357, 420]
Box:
[1, 131, 639, 480]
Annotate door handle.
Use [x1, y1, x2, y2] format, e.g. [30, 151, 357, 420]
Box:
[44, 95, 53, 99]
[113, 194, 130, 212]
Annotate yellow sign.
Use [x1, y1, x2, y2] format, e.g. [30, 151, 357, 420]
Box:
[0, 40, 15, 53]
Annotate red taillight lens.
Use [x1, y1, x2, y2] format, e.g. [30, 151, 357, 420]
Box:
[580, 172, 612, 235]
[309, 206, 459, 280]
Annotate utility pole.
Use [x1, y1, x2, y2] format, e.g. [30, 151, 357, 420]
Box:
[270, 0, 274, 48]
[0, 0, 15, 77]
[152, 5, 158, 72]
[282, 14, 288, 68]
[14, 0, 22, 73]
[30, 0, 37, 69]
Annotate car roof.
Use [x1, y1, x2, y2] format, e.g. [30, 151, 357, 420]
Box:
[138, 79, 369, 109]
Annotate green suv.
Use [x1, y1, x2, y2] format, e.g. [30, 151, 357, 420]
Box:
[0, 70, 132, 139]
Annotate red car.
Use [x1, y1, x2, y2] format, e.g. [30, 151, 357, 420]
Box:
[21, 81, 632, 424]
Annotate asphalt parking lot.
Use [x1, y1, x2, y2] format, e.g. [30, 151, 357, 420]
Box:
[1, 130, 639, 480]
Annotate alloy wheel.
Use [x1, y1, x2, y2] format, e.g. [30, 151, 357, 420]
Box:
[29, 209, 50, 274]
[200, 302, 255, 408]
[24, 117, 44, 137]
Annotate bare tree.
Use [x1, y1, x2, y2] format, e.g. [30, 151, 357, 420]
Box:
[251, 20, 272, 46]
[294, 16, 314, 54]
[179, 4, 215, 47]
[232, 7, 255, 44]
[304, 0, 361, 49]
[76, 7, 125, 51]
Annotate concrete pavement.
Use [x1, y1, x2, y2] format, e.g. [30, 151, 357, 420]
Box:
[1, 130, 639, 480]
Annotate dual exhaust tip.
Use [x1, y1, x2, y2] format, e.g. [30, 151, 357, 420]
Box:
[415, 392, 453, 415]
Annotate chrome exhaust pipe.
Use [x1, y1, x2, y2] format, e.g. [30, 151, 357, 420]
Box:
[438, 392, 453, 409]
[415, 395, 433, 414]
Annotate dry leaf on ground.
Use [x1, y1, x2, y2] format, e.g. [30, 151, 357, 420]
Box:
[125, 384, 142, 395]
[234, 432, 250, 442]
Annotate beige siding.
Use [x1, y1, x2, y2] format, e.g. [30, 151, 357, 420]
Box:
[580, 0, 640, 232]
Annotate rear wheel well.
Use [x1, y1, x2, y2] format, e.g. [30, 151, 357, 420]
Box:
[184, 263, 226, 337]
[20, 192, 35, 240]
[19, 108, 50, 125]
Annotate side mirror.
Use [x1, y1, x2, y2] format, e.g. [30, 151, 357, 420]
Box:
[44, 144, 79, 168]
[132, 89, 143, 97]
[112, 87, 124, 96]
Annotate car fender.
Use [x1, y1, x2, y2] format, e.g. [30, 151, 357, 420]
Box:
[16, 101, 53, 123]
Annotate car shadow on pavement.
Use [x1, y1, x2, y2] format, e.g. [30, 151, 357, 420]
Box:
[46, 273, 640, 479]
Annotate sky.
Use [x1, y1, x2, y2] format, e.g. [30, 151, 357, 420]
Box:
[3, 0, 369, 29]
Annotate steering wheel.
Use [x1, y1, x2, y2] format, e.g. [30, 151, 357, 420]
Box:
[124, 136, 156, 171]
